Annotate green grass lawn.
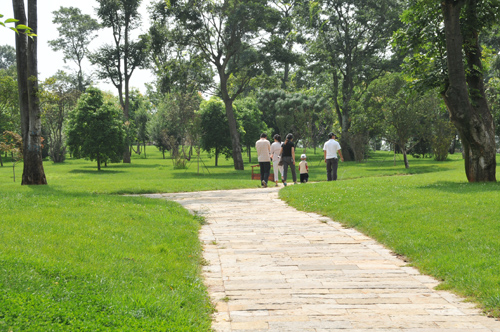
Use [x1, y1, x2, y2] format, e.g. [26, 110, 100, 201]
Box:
[2, 147, 500, 330]
[280, 151, 500, 317]
[0, 148, 260, 331]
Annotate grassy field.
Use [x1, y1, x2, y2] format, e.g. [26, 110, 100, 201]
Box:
[280, 151, 500, 317]
[1, 146, 500, 330]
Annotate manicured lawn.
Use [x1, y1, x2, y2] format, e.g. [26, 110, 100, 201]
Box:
[2, 147, 500, 330]
[0, 148, 259, 331]
[280, 152, 500, 317]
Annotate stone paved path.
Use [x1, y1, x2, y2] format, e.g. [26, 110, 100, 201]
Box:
[147, 187, 500, 331]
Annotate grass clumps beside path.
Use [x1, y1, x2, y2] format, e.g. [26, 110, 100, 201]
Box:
[280, 153, 500, 317]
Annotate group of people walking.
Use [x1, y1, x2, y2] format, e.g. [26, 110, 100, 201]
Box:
[256, 132, 344, 187]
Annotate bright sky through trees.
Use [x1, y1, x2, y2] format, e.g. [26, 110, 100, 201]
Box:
[0, 0, 153, 94]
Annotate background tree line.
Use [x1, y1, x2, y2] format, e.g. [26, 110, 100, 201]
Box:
[2, 0, 500, 181]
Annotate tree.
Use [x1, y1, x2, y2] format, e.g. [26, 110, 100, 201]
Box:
[0, 68, 20, 135]
[160, 0, 272, 170]
[199, 97, 233, 166]
[0, 131, 23, 180]
[256, 88, 332, 151]
[146, 12, 214, 95]
[364, 73, 428, 169]
[307, 0, 403, 161]
[12, 0, 47, 185]
[66, 87, 125, 171]
[235, 97, 268, 162]
[48, 7, 100, 92]
[129, 90, 151, 157]
[148, 106, 170, 159]
[395, 0, 498, 182]
[39, 71, 81, 162]
[90, 0, 148, 164]
[264, 0, 305, 90]
[0, 45, 16, 70]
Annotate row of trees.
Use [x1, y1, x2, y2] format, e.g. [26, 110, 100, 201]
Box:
[3, 0, 500, 182]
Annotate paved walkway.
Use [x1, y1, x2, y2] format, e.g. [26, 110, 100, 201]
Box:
[147, 187, 500, 331]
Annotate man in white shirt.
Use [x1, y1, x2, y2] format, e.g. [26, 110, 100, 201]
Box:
[323, 132, 344, 181]
[255, 133, 271, 187]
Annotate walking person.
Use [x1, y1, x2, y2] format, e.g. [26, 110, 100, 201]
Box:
[255, 133, 271, 188]
[323, 132, 344, 181]
[270, 134, 284, 187]
[280, 133, 297, 186]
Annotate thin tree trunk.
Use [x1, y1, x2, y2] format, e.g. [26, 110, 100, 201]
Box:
[441, 0, 496, 182]
[219, 72, 244, 170]
[403, 150, 409, 169]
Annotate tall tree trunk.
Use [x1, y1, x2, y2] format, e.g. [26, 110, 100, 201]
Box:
[13, 0, 29, 149]
[13, 0, 47, 185]
[219, 72, 244, 170]
[441, 0, 496, 182]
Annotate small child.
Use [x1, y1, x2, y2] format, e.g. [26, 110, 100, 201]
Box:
[299, 154, 309, 183]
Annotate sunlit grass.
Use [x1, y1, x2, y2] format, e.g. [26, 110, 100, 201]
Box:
[280, 153, 500, 316]
[3, 146, 500, 329]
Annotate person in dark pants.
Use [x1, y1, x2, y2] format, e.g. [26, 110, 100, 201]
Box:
[323, 132, 344, 181]
[279, 133, 297, 186]
[255, 133, 271, 187]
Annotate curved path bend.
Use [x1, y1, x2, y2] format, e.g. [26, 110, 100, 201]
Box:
[146, 187, 500, 332]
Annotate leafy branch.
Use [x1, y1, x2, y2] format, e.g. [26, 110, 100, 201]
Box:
[0, 13, 37, 37]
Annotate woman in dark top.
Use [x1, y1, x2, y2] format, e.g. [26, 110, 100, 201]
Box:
[279, 133, 297, 186]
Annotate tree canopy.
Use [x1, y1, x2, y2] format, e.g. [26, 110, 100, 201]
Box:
[66, 87, 125, 171]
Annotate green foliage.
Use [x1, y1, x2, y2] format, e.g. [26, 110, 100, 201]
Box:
[235, 97, 268, 155]
[0, 69, 20, 135]
[0, 14, 36, 37]
[39, 71, 82, 163]
[262, 0, 305, 89]
[486, 77, 500, 137]
[362, 73, 437, 167]
[256, 88, 332, 148]
[425, 92, 456, 161]
[90, 0, 149, 116]
[393, 0, 447, 92]
[148, 106, 170, 158]
[66, 87, 125, 170]
[48, 7, 100, 92]
[199, 97, 232, 166]
[0, 44, 16, 70]
[146, 20, 214, 95]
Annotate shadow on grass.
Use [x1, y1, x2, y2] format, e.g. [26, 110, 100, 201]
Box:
[417, 181, 500, 193]
[362, 165, 446, 174]
[69, 169, 124, 174]
[24, 183, 162, 202]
